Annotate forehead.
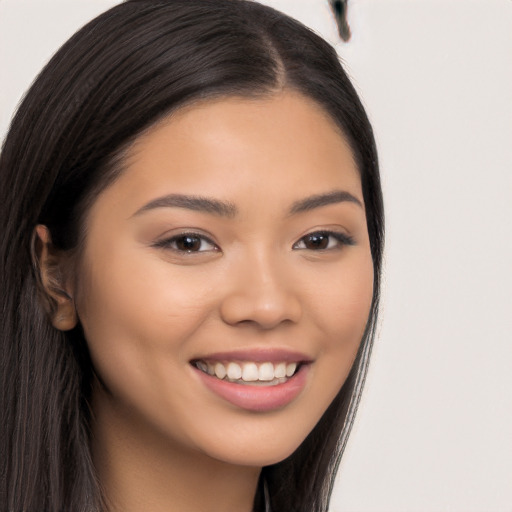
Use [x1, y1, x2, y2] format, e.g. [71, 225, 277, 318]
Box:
[99, 91, 363, 215]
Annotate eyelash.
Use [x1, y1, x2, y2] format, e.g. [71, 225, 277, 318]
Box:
[292, 231, 355, 251]
[153, 230, 354, 254]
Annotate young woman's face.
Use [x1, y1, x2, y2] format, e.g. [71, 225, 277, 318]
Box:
[75, 91, 374, 466]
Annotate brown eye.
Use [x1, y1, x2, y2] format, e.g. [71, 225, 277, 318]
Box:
[302, 233, 330, 250]
[154, 233, 218, 253]
[293, 231, 355, 251]
[175, 235, 203, 252]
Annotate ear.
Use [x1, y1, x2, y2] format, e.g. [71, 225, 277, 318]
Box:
[32, 225, 78, 331]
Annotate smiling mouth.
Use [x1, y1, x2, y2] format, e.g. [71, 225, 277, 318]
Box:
[191, 360, 302, 387]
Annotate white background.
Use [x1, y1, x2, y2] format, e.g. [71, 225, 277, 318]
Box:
[1, 1, 511, 511]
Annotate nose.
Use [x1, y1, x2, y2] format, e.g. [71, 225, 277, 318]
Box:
[219, 252, 302, 329]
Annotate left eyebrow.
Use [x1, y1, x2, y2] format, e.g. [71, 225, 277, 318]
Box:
[288, 190, 363, 215]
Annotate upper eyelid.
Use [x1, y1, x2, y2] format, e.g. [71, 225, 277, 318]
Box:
[155, 228, 217, 242]
[298, 228, 354, 240]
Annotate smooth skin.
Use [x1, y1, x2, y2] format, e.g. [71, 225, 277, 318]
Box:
[38, 91, 374, 512]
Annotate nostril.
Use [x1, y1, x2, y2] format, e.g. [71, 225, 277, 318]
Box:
[219, 297, 302, 329]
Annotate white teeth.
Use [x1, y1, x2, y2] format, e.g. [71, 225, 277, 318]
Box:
[196, 360, 300, 383]
[227, 362, 242, 380]
[214, 362, 227, 379]
[274, 362, 286, 379]
[286, 362, 297, 377]
[242, 362, 259, 381]
[258, 362, 274, 381]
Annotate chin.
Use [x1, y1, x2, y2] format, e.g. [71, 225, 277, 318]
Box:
[194, 421, 313, 468]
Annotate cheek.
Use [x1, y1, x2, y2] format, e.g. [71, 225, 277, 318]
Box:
[78, 235, 215, 328]
[73, 247, 216, 393]
[307, 250, 374, 401]
[311, 250, 374, 347]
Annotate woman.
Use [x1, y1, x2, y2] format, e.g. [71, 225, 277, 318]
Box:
[0, 1, 384, 511]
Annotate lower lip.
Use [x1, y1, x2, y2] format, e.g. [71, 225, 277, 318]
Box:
[193, 364, 309, 412]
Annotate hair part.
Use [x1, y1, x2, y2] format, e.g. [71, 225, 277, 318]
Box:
[0, 1, 383, 511]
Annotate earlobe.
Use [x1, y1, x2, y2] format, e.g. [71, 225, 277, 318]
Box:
[32, 225, 78, 331]
[52, 307, 78, 331]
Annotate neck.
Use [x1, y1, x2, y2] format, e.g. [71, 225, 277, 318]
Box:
[90, 386, 261, 512]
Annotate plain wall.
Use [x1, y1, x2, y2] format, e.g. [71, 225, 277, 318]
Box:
[1, 1, 511, 510]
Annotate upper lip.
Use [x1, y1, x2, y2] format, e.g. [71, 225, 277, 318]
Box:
[190, 348, 313, 364]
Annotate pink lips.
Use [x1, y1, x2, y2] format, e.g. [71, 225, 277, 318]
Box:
[191, 349, 312, 412]
[194, 364, 309, 412]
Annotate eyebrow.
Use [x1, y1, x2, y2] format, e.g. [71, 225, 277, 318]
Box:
[133, 189, 362, 218]
[133, 194, 238, 218]
[288, 190, 363, 214]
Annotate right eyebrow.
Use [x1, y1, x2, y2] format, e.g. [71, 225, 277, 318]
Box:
[132, 194, 238, 218]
